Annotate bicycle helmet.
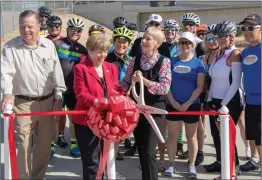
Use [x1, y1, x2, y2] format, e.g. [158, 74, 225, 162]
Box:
[205, 24, 217, 34]
[214, 21, 237, 35]
[126, 22, 137, 31]
[38, 6, 51, 16]
[164, 19, 180, 30]
[47, 15, 62, 26]
[196, 24, 207, 33]
[182, 13, 200, 26]
[89, 24, 105, 35]
[112, 27, 133, 41]
[67, 17, 84, 28]
[113, 16, 128, 28]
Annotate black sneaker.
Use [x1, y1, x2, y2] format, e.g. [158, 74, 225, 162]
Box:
[124, 145, 137, 156]
[116, 152, 124, 161]
[124, 139, 132, 149]
[176, 143, 184, 157]
[195, 151, 204, 166]
[203, 161, 221, 172]
[235, 165, 241, 176]
[240, 159, 260, 172]
[178, 150, 188, 159]
[56, 134, 68, 148]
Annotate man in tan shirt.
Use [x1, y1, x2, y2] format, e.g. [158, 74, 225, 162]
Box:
[1, 10, 66, 179]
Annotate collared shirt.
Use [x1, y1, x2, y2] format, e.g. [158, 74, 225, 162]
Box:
[1, 36, 66, 99]
[121, 51, 171, 95]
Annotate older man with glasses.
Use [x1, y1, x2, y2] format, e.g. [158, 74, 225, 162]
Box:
[239, 14, 261, 173]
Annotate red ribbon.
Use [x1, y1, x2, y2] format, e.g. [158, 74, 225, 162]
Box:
[3, 110, 236, 180]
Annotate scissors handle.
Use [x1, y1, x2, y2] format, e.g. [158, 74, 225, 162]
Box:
[131, 72, 145, 105]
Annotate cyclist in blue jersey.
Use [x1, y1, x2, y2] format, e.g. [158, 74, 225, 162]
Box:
[239, 14, 261, 172]
[52, 17, 87, 158]
[106, 27, 134, 161]
[164, 32, 205, 179]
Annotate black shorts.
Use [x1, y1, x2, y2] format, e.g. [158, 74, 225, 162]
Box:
[245, 104, 261, 146]
[166, 103, 201, 124]
[63, 94, 77, 110]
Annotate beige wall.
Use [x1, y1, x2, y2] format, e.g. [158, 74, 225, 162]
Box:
[138, 7, 261, 31]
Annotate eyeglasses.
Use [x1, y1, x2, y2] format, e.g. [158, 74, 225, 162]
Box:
[48, 24, 61, 29]
[217, 34, 229, 39]
[69, 27, 83, 33]
[241, 25, 260, 32]
[179, 41, 192, 45]
[164, 27, 178, 32]
[206, 36, 217, 42]
[183, 22, 196, 27]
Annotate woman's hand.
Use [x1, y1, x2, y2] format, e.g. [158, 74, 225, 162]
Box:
[171, 101, 181, 110]
[132, 70, 143, 82]
[178, 101, 191, 112]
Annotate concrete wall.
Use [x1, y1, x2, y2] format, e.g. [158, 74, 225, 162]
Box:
[73, 2, 138, 30]
[138, 7, 262, 31]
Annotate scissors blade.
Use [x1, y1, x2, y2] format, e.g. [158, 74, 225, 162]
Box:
[137, 104, 168, 115]
[145, 114, 165, 143]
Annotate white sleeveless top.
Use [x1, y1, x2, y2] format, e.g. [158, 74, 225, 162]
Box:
[208, 46, 237, 99]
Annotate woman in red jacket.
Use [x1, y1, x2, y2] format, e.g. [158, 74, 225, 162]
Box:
[72, 34, 119, 180]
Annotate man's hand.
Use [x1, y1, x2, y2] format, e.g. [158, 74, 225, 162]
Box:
[2, 94, 14, 110]
[53, 99, 63, 111]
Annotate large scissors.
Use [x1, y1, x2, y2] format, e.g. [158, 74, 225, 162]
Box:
[131, 72, 168, 143]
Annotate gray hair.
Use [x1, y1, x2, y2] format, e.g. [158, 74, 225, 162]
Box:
[19, 10, 40, 24]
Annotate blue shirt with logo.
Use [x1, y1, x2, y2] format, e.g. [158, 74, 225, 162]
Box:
[241, 43, 261, 105]
[169, 56, 205, 104]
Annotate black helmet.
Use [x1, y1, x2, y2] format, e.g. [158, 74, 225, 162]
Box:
[113, 16, 128, 28]
[126, 22, 137, 31]
[38, 6, 51, 16]
[47, 15, 62, 26]
[214, 21, 237, 35]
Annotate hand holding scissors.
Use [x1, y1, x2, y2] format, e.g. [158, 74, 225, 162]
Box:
[131, 72, 167, 143]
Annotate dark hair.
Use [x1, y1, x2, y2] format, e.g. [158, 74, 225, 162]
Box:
[19, 10, 40, 24]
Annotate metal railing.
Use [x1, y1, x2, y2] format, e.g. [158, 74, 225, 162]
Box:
[0, 1, 74, 38]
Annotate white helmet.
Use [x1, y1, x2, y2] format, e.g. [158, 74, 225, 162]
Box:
[205, 24, 217, 34]
[182, 13, 200, 26]
[164, 19, 180, 31]
[144, 21, 149, 31]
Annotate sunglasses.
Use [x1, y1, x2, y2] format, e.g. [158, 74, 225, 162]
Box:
[40, 15, 49, 18]
[217, 34, 229, 39]
[69, 27, 83, 33]
[183, 22, 196, 27]
[206, 36, 217, 42]
[149, 21, 161, 27]
[179, 41, 192, 45]
[48, 24, 61, 29]
[241, 25, 260, 32]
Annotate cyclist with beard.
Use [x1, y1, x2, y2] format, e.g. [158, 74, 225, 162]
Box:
[46, 15, 63, 42]
[52, 17, 87, 158]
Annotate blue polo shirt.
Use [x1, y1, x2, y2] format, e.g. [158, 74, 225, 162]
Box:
[169, 56, 205, 104]
[241, 43, 261, 105]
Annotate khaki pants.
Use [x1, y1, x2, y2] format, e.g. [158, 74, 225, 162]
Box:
[13, 96, 54, 179]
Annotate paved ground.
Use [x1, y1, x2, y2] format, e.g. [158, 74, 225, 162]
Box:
[43, 117, 261, 180]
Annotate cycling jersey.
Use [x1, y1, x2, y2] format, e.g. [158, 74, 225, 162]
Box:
[46, 35, 64, 42]
[241, 42, 261, 105]
[53, 37, 88, 94]
[195, 36, 206, 58]
[39, 28, 48, 37]
[158, 42, 179, 59]
[106, 52, 131, 83]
